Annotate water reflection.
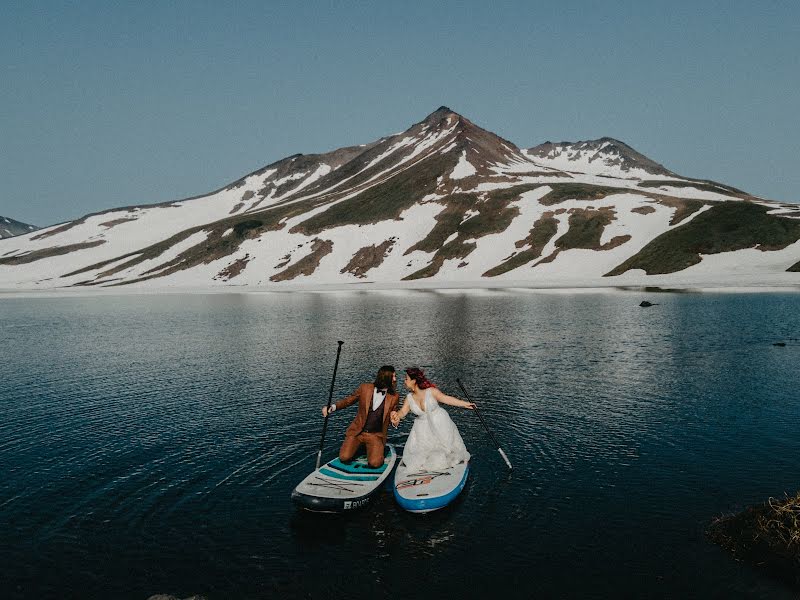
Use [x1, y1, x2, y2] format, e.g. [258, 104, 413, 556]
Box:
[1, 291, 799, 599]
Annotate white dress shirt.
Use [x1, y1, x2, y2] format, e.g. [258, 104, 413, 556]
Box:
[372, 388, 387, 411]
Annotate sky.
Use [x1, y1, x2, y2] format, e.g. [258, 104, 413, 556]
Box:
[2, 1, 799, 226]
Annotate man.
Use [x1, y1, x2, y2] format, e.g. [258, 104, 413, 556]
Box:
[322, 365, 399, 468]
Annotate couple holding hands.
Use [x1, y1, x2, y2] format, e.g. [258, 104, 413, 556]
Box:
[321, 366, 473, 471]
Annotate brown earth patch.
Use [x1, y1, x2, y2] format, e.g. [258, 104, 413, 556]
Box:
[31, 218, 89, 240]
[601, 235, 632, 250]
[270, 239, 333, 282]
[63, 199, 321, 285]
[631, 206, 656, 215]
[214, 254, 252, 281]
[650, 195, 707, 225]
[788, 260, 800, 272]
[513, 170, 572, 178]
[0, 240, 106, 266]
[71, 277, 124, 287]
[31, 202, 179, 242]
[341, 238, 396, 278]
[229, 203, 245, 214]
[99, 218, 137, 229]
[404, 240, 477, 280]
[274, 254, 291, 269]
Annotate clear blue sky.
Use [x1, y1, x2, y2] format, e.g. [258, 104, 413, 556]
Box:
[2, 1, 799, 226]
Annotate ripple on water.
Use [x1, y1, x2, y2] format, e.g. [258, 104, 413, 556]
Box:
[1, 292, 799, 599]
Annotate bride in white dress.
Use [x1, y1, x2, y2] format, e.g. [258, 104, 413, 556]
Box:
[390, 368, 474, 470]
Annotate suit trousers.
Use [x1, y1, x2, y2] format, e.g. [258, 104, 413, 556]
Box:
[339, 432, 385, 468]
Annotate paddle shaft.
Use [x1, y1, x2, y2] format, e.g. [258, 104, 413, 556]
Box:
[317, 341, 344, 469]
[456, 379, 513, 470]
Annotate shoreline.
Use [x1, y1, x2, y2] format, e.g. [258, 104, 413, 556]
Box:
[1, 279, 799, 299]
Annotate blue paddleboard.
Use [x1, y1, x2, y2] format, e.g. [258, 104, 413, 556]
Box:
[393, 459, 469, 513]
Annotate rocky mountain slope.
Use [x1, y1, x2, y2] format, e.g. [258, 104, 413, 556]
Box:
[1, 107, 799, 290]
[0, 217, 38, 239]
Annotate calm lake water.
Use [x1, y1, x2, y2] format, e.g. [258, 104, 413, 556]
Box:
[1, 290, 799, 599]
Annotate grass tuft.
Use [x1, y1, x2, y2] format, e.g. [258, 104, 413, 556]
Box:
[708, 491, 800, 587]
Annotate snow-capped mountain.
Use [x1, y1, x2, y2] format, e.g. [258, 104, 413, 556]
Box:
[525, 138, 677, 178]
[0, 216, 38, 239]
[1, 107, 799, 290]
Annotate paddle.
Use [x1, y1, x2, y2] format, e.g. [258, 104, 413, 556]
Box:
[456, 378, 513, 471]
[316, 340, 344, 470]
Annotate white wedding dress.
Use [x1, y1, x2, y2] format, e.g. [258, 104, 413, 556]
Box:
[402, 389, 470, 470]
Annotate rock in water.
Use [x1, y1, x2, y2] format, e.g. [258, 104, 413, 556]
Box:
[639, 300, 655, 307]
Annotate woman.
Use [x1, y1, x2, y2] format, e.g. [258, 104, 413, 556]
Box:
[390, 368, 474, 471]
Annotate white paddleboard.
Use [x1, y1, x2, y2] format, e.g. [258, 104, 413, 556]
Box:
[291, 444, 397, 512]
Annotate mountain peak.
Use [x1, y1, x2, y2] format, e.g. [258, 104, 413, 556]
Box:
[527, 137, 676, 177]
[422, 106, 461, 124]
[0, 215, 39, 239]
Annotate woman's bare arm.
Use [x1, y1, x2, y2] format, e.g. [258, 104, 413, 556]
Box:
[431, 387, 475, 409]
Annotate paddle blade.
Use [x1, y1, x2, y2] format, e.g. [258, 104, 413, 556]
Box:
[498, 448, 513, 470]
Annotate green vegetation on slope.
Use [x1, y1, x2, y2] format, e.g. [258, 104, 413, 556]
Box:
[638, 179, 746, 196]
[64, 202, 311, 284]
[483, 212, 559, 276]
[606, 202, 800, 276]
[653, 197, 707, 225]
[404, 188, 524, 280]
[405, 194, 476, 254]
[0, 240, 106, 266]
[270, 239, 333, 282]
[539, 183, 629, 206]
[554, 209, 614, 250]
[293, 153, 456, 235]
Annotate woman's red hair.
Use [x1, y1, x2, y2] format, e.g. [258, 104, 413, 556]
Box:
[405, 367, 436, 389]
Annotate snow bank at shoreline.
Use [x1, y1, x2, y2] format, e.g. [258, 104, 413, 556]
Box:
[1, 276, 798, 300]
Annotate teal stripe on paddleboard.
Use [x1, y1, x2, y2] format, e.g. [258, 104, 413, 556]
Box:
[319, 468, 379, 481]
[328, 458, 387, 474]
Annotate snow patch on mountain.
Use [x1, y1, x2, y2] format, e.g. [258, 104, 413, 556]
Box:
[450, 151, 477, 179]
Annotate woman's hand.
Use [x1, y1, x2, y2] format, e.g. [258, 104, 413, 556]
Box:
[463, 402, 476, 409]
[322, 406, 332, 417]
[390, 411, 400, 427]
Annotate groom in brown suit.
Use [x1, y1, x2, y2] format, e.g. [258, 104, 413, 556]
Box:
[321, 365, 399, 468]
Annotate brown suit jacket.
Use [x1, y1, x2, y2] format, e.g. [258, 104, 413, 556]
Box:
[335, 382, 399, 443]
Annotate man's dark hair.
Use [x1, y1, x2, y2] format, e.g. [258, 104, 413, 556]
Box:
[374, 365, 396, 394]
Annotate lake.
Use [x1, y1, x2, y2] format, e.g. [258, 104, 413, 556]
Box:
[1, 290, 799, 599]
